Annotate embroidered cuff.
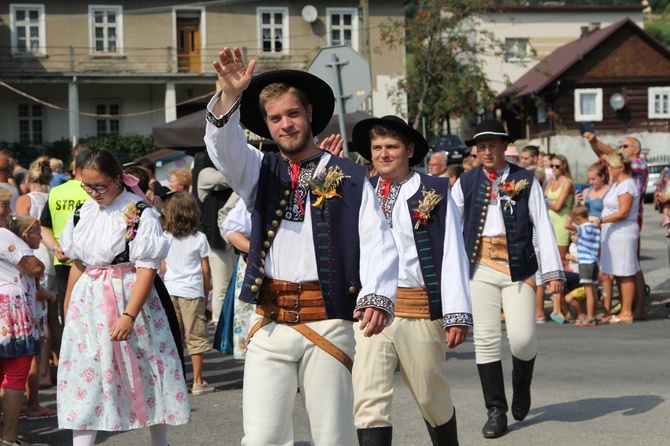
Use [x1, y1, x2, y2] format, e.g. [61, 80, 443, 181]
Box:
[206, 96, 241, 128]
[355, 293, 394, 317]
[541, 270, 566, 283]
[443, 313, 473, 329]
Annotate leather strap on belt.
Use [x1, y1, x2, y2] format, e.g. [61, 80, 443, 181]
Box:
[478, 236, 509, 261]
[394, 287, 430, 319]
[246, 278, 353, 372]
[477, 257, 537, 292]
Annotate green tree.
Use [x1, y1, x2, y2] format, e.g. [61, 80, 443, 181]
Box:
[81, 133, 155, 165]
[379, 0, 503, 136]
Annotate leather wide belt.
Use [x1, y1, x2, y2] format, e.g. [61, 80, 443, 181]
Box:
[247, 278, 353, 372]
[256, 278, 326, 323]
[394, 287, 430, 319]
[478, 236, 509, 261]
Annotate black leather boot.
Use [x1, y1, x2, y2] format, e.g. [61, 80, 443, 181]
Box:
[357, 426, 393, 446]
[511, 355, 535, 421]
[424, 409, 459, 445]
[477, 361, 508, 439]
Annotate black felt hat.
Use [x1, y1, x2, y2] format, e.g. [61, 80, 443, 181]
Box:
[464, 119, 515, 147]
[239, 70, 335, 140]
[352, 115, 429, 167]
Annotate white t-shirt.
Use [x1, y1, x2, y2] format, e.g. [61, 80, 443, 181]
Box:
[164, 232, 211, 299]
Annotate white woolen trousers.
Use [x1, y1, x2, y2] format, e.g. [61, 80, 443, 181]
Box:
[353, 317, 454, 428]
[208, 247, 237, 323]
[470, 262, 537, 364]
[241, 313, 356, 446]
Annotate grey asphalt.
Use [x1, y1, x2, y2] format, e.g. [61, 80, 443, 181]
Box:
[21, 203, 670, 445]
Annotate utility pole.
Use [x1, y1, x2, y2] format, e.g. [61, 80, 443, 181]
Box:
[360, 0, 370, 60]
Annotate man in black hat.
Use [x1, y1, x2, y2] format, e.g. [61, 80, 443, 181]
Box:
[351, 116, 472, 445]
[204, 47, 399, 445]
[452, 119, 565, 438]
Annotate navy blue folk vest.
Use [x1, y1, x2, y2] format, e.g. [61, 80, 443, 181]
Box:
[371, 172, 449, 320]
[240, 153, 367, 321]
[460, 164, 538, 282]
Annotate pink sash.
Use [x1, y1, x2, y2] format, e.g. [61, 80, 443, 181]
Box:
[85, 265, 148, 426]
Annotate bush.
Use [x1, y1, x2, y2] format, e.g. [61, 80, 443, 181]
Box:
[80, 133, 156, 165]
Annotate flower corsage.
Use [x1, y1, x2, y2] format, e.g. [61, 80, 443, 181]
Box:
[122, 201, 140, 242]
[500, 179, 530, 212]
[308, 166, 350, 209]
[412, 187, 443, 229]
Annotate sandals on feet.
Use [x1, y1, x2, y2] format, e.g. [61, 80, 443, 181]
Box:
[25, 407, 57, 421]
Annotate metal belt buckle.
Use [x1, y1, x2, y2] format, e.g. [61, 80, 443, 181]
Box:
[283, 296, 299, 309]
[285, 310, 300, 323]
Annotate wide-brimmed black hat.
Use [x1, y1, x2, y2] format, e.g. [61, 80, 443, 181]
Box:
[464, 119, 515, 147]
[239, 70, 335, 140]
[352, 115, 429, 167]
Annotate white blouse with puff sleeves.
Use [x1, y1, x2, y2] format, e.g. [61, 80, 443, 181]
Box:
[60, 190, 168, 270]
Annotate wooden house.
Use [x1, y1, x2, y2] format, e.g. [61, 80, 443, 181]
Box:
[498, 18, 670, 142]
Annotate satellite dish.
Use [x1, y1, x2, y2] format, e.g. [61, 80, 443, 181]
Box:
[302, 5, 318, 23]
[609, 93, 626, 111]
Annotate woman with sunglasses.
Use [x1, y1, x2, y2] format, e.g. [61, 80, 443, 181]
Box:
[596, 152, 640, 324]
[56, 149, 189, 445]
[544, 154, 574, 269]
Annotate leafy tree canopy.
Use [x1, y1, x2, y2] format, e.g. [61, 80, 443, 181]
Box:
[381, 0, 503, 137]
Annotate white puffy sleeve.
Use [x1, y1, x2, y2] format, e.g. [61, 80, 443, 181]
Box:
[59, 215, 78, 261]
[129, 208, 169, 270]
[222, 198, 252, 239]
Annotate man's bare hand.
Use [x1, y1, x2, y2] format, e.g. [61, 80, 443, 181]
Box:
[583, 131, 596, 143]
[320, 134, 344, 157]
[353, 307, 388, 337]
[445, 326, 468, 349]
[212, 47, 256, 114]
[546, 280, 564, 294]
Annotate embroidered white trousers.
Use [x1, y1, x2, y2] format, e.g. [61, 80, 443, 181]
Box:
[353, 317, 455, 429]
[470, 262, 537, 364]
[241, 313, 355, 446]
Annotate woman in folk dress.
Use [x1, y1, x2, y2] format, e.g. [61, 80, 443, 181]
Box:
[57, 149, 189, 446]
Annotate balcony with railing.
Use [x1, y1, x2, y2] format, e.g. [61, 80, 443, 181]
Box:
[0, 44, 320, 76]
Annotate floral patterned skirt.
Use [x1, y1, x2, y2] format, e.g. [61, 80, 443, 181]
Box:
[57, 266, 190, 431]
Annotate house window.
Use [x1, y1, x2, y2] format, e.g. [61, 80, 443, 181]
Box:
[327, 8, 358, 50]
[9, 4, 46, 56]
[505, 38, 531, 63]
[648, 87, 670, 119]
[89, 5, 123, 53]
[537, 103, 547, 124]
[95, 103, 120, 137]
[18, 104, 43, 145]
[258, 7, 288, 53]
[574, 88, 603, 122]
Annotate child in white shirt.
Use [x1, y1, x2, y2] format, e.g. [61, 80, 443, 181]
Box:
[162, 192, 213, 395]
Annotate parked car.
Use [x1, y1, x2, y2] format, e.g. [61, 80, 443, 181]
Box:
[430, 135, 469, 164]
[647, 161, 670, 204]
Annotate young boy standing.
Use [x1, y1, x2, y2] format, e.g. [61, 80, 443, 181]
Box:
[569, 205, 601, 327]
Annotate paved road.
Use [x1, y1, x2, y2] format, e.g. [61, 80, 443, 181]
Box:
[22, 203, 670, 445]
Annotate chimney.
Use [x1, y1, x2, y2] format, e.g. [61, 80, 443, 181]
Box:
[589, 22, 601, 32]
[580, 26, 590, 38]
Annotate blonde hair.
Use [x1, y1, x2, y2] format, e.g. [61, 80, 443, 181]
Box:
[50, 158, 64, 173]
[168, 168, 192, 190]
[606, 151, 632, 172]
[550, 154, 573, 180]
[28, 157, 52, 188]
